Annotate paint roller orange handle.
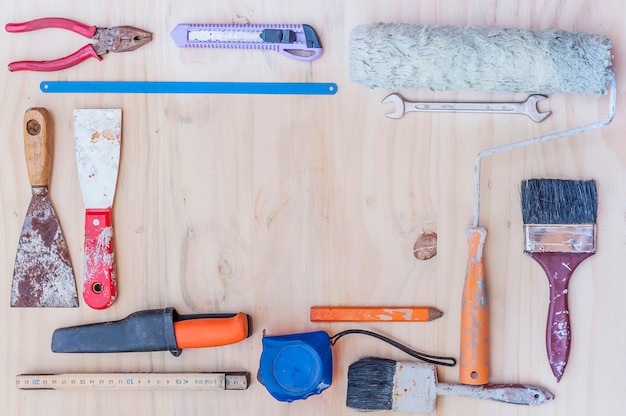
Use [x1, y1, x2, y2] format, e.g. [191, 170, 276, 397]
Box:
[460, 226, 489, 385]
[173, 313, 250, 349]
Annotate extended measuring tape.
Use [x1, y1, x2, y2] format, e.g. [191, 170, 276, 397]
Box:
[16, 372, 249, 391]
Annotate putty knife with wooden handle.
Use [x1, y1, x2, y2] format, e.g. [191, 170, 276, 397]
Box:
[347, 357, 554, 413]
[74, 109, 122, 310]
[11, 108, 78, 307]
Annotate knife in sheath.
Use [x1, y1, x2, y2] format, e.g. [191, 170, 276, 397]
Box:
[74, 109, 122, 309]
[52, 307, 252, 355]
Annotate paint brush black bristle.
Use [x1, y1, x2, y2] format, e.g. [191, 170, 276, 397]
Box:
[521, 179, 597, 224]
[346, 357, 395, 411]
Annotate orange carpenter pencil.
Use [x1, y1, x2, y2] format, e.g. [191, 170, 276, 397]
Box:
[310, 306, 443, 322]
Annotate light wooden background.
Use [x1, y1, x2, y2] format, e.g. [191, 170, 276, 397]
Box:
[1, 1, 625, 415]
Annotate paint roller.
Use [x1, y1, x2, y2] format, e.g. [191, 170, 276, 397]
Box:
[348, 23, 612, 94]
[348, 23, 615, 385]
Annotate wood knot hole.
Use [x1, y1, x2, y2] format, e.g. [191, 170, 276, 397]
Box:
[414, 232, 437, 260]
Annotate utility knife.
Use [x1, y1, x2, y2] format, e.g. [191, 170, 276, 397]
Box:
[171, 23, 323, 61]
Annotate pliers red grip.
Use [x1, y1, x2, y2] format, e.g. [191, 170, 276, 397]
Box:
[6, 17, 152, 72]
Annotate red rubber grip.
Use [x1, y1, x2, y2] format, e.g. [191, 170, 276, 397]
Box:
[8, 45, 101, 72]
[83, 207, 116, 310]
[6, 17, 97, 37]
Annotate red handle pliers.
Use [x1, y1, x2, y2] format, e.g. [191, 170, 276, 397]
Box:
[6, 17, 152, 72]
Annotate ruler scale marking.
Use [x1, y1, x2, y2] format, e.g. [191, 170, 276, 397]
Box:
[16, 373, 249, 391]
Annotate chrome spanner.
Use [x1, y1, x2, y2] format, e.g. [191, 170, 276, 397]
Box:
[382, 93, 550, 122]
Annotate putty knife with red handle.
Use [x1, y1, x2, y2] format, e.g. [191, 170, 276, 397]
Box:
[74, 109, 121, 309]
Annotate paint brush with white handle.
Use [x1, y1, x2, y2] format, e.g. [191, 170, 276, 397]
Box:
[346, 357, 554, 413]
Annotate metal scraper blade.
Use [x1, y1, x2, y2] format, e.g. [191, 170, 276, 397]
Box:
[12, 192, 78, 307]
[74, 109, 122, 209]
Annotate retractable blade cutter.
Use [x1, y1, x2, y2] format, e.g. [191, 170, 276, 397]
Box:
[171, 23, 322, 61]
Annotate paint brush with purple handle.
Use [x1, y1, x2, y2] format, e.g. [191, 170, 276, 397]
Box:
[521, 179, 597, 382]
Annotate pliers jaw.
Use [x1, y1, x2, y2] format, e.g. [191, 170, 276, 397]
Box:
[92, 26, 153, 55]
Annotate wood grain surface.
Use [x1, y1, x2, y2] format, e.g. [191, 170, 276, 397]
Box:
[1, 1, 625, 415]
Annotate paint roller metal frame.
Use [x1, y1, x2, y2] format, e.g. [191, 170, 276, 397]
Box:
[460, 71, 616, 384]
[471, 72, 616, 226]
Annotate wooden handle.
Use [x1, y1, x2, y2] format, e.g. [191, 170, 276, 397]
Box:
[23, 108, 52, 187]
[9, 45, 101, 72]
[173, 313, 250, 349]
[6, 18, 98, 36]
[460, 226, 489, 385]
[546, 269, 571, 383]
[437, 382, 554, 405]
[529, 251, 594, 382]
[83, 208, 116, 309]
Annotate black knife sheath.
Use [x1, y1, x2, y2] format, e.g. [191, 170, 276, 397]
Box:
[51, 307, 239, 356]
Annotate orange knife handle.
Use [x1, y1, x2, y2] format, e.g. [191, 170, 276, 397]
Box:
[23, 108, 52, 187]
[173, 313, 250, 349]
[460, 226, 489, 385]
[83, 207, 116, 309]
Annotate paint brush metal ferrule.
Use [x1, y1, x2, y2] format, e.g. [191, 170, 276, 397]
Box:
[524, 224, 596, 253]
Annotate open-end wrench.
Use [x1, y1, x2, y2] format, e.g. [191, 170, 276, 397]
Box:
[382, 93, 550, 122]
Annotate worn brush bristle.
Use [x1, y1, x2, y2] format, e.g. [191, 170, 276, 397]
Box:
[521, 179, 597, 224]
[346, 357, 396, 411]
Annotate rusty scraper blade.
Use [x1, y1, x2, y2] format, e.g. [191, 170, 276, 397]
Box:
[11, 108, 78, 307]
